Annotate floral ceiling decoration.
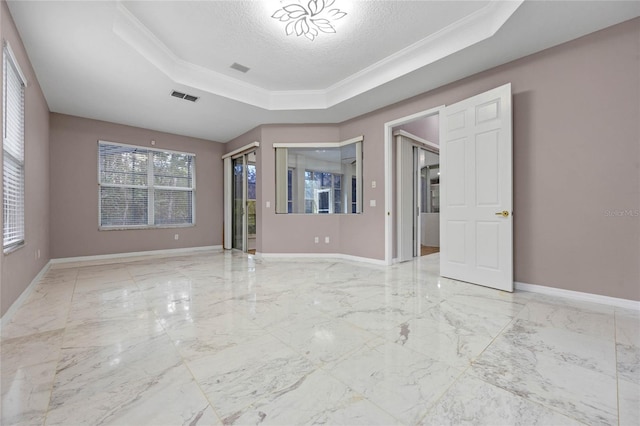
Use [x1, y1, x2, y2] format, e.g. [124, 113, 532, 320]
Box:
[272, 0, 348, 41]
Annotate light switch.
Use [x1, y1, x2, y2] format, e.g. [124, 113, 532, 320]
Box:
[370, 199, 376, 207]
[266, 201, 271, 208]
[371, 180, 376, 188]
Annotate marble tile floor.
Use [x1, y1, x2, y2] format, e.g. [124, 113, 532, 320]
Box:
[1, 250, 638, 425]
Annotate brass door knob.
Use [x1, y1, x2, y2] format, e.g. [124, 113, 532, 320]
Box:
[495, 210, 509, 217]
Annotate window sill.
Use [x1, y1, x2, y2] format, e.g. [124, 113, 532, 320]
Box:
[99, 224, 195, 231]
[3, 241, 25, 255]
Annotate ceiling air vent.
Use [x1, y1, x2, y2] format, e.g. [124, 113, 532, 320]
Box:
[230, 62, 250, 73]
[170, 90, 199, 102]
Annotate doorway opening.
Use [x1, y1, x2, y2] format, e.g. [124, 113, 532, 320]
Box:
[395, 129, 440, 262]
[385, 84, 513, 291]
[385, 106, 443, 264]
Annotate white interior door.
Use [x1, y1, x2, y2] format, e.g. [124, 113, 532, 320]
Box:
[440, 83, 513, 292]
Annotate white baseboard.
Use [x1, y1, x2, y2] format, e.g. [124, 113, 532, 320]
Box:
[1, 261, 51, 329]
[515, 281, 640, 311]
[50, 245, 223, 269]
[255, 252, 387, 266]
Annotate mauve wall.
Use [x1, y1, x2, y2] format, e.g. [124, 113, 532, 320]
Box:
[226, 122, 383, 259]
[49, 113, 224, 259]
[1, 1, 51, 317]
[224, 18, 638, 301]
[396, 115, 440, 143]
[339, 18, 639, 300]
[259, 125, 343, 254]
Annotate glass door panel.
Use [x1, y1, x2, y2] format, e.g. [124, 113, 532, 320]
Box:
[232, 157, 244, 250]
[232, 151, 257, 253]
[246, 157, 256, 252]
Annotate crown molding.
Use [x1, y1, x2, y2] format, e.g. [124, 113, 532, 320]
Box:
[113, 0, 523, 111]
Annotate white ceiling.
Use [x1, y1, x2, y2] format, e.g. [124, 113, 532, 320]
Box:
[7, 1, 640, 143]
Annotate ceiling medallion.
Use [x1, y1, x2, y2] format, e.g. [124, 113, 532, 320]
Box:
[272, 0, 347, 41]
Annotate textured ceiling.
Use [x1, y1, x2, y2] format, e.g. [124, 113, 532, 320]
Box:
[6, 1, 640, 142]
[122, 0, 489, 91]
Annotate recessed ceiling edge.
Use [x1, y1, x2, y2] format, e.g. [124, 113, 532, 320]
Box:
[112, 0, 523, 111]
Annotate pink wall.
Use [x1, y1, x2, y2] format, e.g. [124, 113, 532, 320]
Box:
[49, 113, 225, 258]
[339, 18, 639, 300]
[259, 125, 341, 254]
[228, 18, 639, 301]
[226, 123, 384, 258]
[396, 115, 440, 143]
[1, 1, 51, 317]
[1, 5, 635, 319]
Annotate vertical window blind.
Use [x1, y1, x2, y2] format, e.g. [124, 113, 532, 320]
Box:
[98, 142, 195, 228]
[3, 45, 26, 251]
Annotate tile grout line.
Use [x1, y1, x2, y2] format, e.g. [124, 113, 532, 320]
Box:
[411, 296, 519, 424]
[201, 260, 381, 423]
[126, 263, 227, 426]
[42, 267, 80, 426]
[312, 339, 409, 426]
[178, 254, 404, 424]
[11, 251, 627, 425]
[465, 297, 607, 425]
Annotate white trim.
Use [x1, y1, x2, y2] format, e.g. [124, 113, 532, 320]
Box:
[273, 136, 363, 149]
[98, 139, 195, 157]
[384, 106, 445, 266]
[255, 252, 387, 266]
[515, 281, 640, 311]
[113, 0, 522, 111]
[0, 261, 51, 328]
[98, 141, 196, 230]
[50, 245, 222, 268]
[221, 141, 260, 160]
[223, 144, 258, 249]
[223, 157, 232, 249]
[393, 130, 440, 153]
[2, 41, 28, 87]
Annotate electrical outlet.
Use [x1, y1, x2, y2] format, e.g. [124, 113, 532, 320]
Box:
[314, 237, 319, 244]
[325, 236, 330, 244]
[372, 180, 376, 188]
[370, 199, 376, 207]
[174, 234, 179, 240]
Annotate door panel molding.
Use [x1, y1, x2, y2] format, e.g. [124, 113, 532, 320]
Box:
[440, 83, 513, 292]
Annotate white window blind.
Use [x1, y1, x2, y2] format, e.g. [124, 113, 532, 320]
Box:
[3, 45, 26, 251]
[98, 142, 195, 228]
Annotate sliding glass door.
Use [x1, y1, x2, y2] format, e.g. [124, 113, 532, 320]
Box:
[232, 151, 256, 252]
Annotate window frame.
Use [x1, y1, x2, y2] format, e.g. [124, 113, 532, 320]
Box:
[3, 42, 27, 253]
[304, 170, 343, 214]
[97, 140, 196, 230]
[274, 136, 363, 215]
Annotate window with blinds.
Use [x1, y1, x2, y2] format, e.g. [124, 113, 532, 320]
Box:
[98, 142, 195, 229]
[3, 44, 26, 251]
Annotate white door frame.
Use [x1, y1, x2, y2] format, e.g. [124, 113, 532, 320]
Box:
[384, 106, 444, 265]
[222, 141, 259, 250]
[396, 133, 438, 262]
